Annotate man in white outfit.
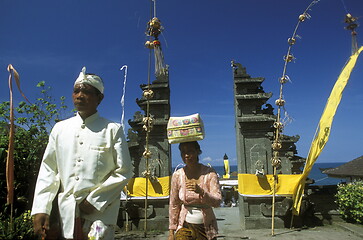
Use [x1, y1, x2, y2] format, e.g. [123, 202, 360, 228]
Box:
[31, 67, 133, 240]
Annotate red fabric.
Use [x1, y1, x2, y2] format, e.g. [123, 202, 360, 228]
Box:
[74, 217, 87, 240]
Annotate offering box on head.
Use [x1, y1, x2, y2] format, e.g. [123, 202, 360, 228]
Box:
[167, 113, 205, 144]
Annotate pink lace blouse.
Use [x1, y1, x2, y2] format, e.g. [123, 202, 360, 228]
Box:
[169, 164, 222, 240]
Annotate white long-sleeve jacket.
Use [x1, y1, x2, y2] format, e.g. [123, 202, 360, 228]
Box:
[31, 112, 133, 239]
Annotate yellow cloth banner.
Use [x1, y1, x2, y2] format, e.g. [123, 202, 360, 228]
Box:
[292, 46, 363, 215]
[126, 176, 170, 197]
[223, 159, 230, 179]
[238, 174, 302, 196]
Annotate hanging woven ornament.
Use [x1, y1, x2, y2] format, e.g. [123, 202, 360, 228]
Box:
[145, 16, 166, 77]
[147, 17, 163, 38]
[153, 40, 167, 76]
[344, 13, 359, 54]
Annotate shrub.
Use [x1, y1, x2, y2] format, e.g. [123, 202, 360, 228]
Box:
[335, 180, 363, 224]
[0, 210, 36, 240]
[0, 81, 71, 239]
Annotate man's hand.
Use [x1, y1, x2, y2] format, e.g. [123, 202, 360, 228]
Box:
[33, 213, 49, 239]
[79, 199, 97, 214]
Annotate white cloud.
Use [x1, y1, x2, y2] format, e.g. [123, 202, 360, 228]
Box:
[200, 156, 226, 166]
[201, 156, 213, 163]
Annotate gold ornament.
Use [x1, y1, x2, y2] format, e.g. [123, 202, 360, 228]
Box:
[143, 149, 152, 159]
[272, 142, 282, 150]
[142, 116, 154, 132]
[273, 121, 283, 130]
[271, 151, 281, 167]
[275, 98, 285, 106]
[283, 54, 294, 62]
[145, 41, 154, 49]
[288, 38, 296, 45]
[279, 75, 289, 84]
[143, 89, 154, 99]
[299, 14, 306, 22]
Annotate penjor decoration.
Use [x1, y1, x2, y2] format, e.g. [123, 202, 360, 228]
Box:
[292, 11, 363, 217]
[141, 0, 167, 236]
[271, 0, 362, 236]
[145, 13, 167, 77]
[6, 64, 31, 228]
[270, 0, 320, 235]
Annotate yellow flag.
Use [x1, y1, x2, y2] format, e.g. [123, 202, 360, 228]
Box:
[292, 46, 363, 215]
[223, 159, 230, 179]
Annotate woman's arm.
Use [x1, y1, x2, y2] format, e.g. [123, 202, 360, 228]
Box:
[169, 171, 182, 231]
[200, 171, 222, 207]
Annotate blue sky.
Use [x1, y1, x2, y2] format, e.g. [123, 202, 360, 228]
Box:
[1, 0, 363, 167]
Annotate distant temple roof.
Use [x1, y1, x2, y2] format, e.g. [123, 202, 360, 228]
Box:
[322, 155, 363, 179]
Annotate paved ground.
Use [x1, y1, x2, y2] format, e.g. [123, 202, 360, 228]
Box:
[115, 207, 363, 239]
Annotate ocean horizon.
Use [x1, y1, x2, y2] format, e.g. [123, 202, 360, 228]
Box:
[174, 162, 347, 186]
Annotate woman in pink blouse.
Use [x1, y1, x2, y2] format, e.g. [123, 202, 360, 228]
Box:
[168, 141, 222, 240]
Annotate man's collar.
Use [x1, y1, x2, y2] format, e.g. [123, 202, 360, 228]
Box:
[76, 111, 99, 124]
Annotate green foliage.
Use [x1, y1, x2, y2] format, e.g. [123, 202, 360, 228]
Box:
[335, 180, 363, 224]
[0, 210, 36, 239]
[0, 81, 71, 239]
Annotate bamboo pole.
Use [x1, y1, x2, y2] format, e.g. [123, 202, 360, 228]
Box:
[271, 166, 276, 236]
[270, 1, 320, 235]
[144, 156, 149, 237]
[125, 186, 129, 232]
[143, 14, 153, 234]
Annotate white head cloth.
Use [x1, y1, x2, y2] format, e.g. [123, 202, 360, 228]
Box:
[74, 66, 104, 94]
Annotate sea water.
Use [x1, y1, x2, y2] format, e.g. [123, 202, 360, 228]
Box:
[212, 162, 346, 186]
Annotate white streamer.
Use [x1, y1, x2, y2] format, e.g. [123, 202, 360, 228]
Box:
[120, 65, 128, 133]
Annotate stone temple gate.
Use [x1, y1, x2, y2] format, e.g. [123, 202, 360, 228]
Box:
[231, 61, 305, 229]
[120, 61, 307, 231]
